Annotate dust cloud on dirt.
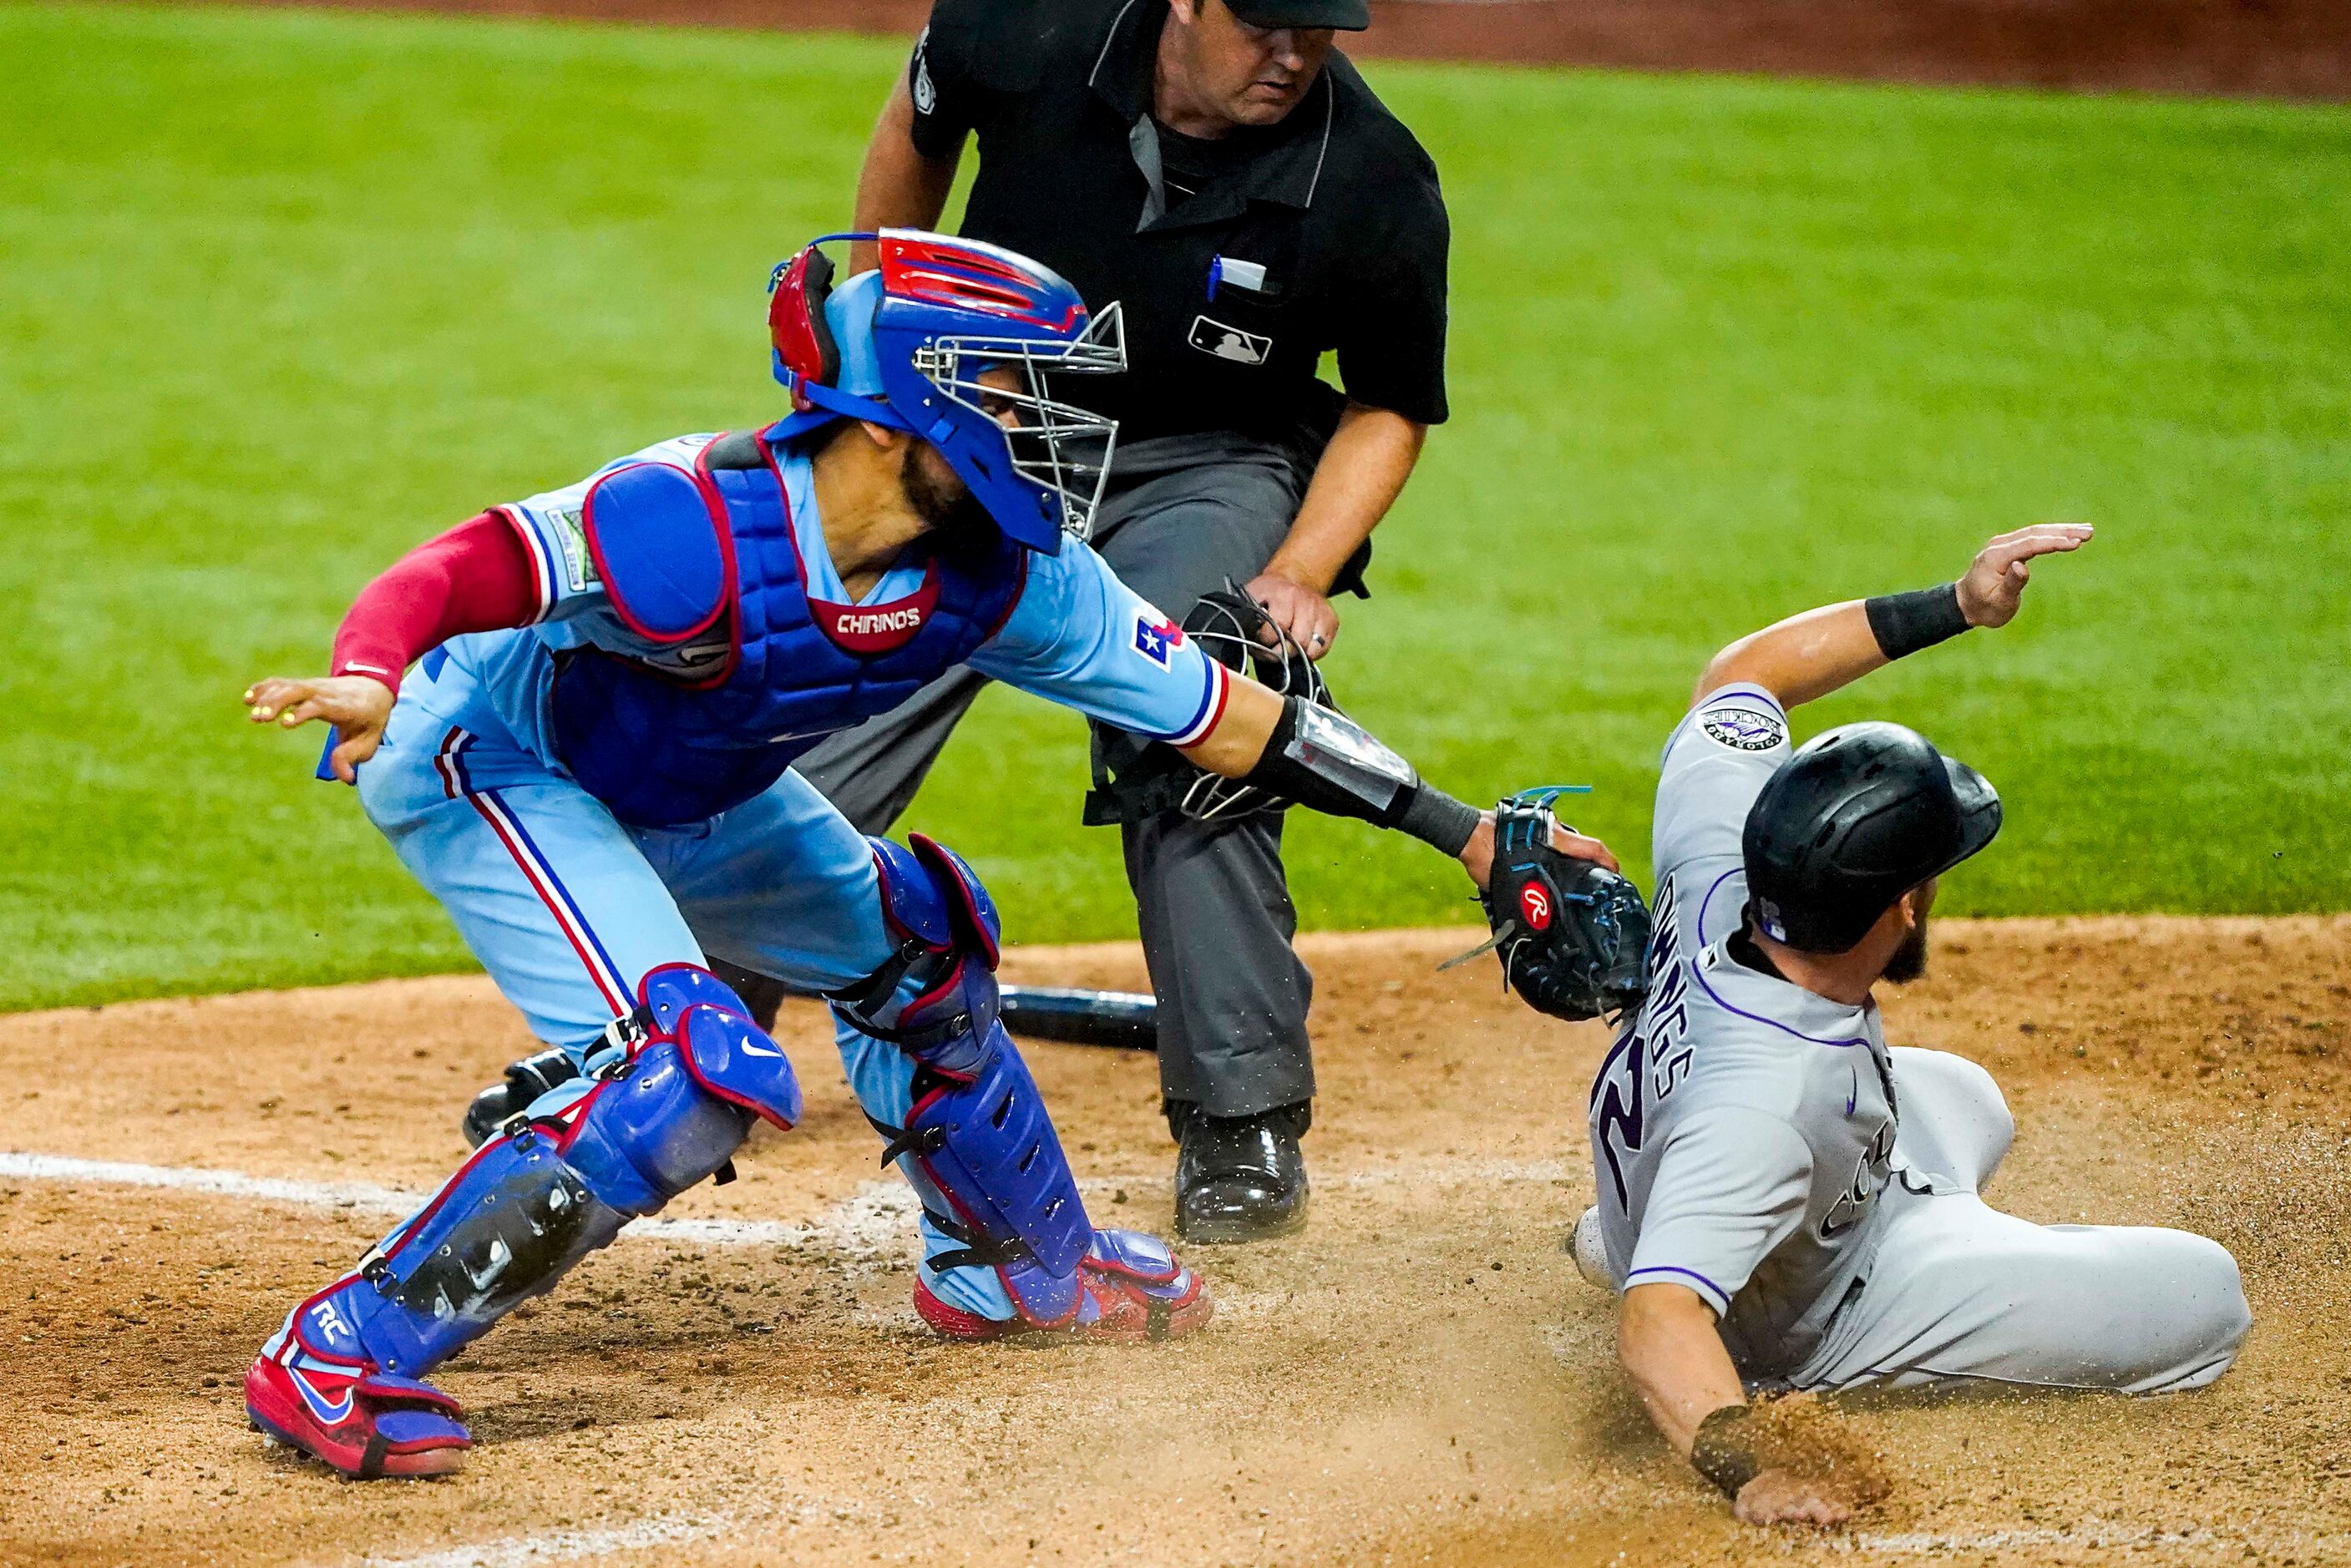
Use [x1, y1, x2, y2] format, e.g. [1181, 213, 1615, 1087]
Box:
[2, 916, 2346, 1565]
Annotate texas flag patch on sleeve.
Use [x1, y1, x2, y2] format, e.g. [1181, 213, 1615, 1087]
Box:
[1132, 611, 1184, 669]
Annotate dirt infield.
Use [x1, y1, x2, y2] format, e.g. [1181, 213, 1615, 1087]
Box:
[230, 0, 2351, 101]
[4, 915, 2349, 1566]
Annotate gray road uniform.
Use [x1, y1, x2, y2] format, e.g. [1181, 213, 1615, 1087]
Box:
[1586, 683, 2250, 1394]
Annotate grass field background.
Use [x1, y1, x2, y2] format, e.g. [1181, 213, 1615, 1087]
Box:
[1, 3, 2345, 1012]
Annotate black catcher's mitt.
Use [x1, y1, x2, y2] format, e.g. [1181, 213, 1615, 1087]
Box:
[1463, 787, 1654, 1022]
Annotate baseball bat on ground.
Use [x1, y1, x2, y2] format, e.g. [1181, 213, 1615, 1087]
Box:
[997, 985, 1158, 1050]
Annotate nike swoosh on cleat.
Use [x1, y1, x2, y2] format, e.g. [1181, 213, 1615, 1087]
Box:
[286, 1358, 354, 1425]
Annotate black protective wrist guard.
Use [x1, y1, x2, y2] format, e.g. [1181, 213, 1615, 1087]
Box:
[1397, 784, 1482, 857]
[1690, 1404, 1763, 1498]
[1864, 582, 1970, 660]
[1239, 696, 1479, 856]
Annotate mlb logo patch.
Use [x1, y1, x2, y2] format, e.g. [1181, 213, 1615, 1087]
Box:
[1188, 316, 1271, 367]
[1132, 612, 1184, 668]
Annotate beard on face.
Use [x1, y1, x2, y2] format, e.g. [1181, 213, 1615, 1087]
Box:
[902, 443, 1000, 564]
[1881, 908, 1930, 985]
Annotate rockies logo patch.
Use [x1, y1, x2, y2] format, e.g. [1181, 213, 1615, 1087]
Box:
[1701, 706, 1785, 751]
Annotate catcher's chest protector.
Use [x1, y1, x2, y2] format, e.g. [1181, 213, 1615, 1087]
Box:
[552, 432, 1025, 827]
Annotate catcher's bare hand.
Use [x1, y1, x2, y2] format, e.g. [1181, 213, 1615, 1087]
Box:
[1457, 812, 1620, 891]
[1955, 524, 2092, 630]
[244, 674, 395, 783]
[1243, 570, 1340, 661]
[1732, 1468, 1854, 1529]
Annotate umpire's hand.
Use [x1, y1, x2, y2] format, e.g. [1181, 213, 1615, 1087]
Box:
[1244, 571, 1340, 660]
[245, 674, 396, 783]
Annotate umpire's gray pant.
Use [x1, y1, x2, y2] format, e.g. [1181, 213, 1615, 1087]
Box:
[792, 432, 1320, 1121]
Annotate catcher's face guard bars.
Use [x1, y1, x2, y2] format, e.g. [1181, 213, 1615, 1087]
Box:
[909, 306, 1125, 543]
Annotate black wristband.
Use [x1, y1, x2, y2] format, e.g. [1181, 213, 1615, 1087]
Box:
[1864, 582, 1969, 660]
[1396, 784, 1481, 857]
[1690, 1404, 1762, 1499]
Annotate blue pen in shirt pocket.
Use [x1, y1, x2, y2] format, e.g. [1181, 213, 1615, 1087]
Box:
[1207, 255, 1269, 301]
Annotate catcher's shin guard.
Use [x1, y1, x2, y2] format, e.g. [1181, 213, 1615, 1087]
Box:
[835, 836, 1208, 1338]
[246, 964, 799, 1476]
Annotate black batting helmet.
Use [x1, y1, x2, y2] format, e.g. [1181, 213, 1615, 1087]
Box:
[1742, 721, 2001, 953]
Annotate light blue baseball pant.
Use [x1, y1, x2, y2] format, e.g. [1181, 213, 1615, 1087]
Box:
[355, 646, 1016, 1319]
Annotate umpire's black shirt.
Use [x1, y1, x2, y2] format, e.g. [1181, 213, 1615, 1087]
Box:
[908, 0, 1449, 445]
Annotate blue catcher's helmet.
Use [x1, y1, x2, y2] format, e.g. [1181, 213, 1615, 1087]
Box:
[767, 230, 1126, 553]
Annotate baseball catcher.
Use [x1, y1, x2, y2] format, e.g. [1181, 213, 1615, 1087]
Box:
[236, 230, 1615, 1478]
[1576, 523, 2250, 1527]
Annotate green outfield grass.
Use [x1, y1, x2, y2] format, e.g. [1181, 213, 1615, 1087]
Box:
[0, 3, 2344, 1012]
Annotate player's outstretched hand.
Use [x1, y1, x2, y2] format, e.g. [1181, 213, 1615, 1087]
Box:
[1455, 812, 1619, 891]
[1732, 1469, 1856, 1529]
[244, 674, 396, 783]
[1956, 523, 2093, 630]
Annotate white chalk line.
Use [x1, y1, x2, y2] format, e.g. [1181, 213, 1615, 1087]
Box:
[359, 1510, 737, 1568]
[0, 1151, 1573, 1233]
[347, 1498, 2276, 1568]
[1836, 1522, 2314, 1556]
[0, 1151, 918, 1257]
[353, 1493, 881, 1568]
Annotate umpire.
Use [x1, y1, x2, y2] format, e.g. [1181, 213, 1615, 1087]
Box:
[792, 0, 1450, 1243]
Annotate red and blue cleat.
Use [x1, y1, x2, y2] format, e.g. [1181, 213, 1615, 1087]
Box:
[915, 1227, 1213, 1344]
[245, 1282, 473, 1479]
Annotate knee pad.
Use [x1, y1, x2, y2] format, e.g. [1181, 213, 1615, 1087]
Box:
[631, 962, 804, 1132]
[832, 836, 1092, 1327]
[318, 964, 801, 1378]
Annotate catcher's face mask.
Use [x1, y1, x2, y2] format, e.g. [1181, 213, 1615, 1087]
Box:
[768, 230, 1125, 552]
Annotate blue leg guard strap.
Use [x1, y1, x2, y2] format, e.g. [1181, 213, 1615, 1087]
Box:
[295, 965, 799, 1379]
[832, 836, 1005, 1074]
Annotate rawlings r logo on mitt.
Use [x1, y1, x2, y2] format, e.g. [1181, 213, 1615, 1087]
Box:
[1449, 787, 1654, 1022]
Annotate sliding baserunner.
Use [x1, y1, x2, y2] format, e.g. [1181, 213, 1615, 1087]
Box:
[1577, 524, 2251, 1525]
[238, 230, 1617, 1478]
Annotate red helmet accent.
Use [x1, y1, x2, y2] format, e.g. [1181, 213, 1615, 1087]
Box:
[879, 232, 1085, 332]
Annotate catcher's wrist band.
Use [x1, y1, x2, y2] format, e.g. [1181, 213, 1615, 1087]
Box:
[1396, 784, 1482, 857]
[1240, 695, 1478, 855]
[1690, 1404, 1764, 1499]
[1864, 582, 1969, 660]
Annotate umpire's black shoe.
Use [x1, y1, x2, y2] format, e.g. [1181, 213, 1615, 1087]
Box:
[1173, 1101, 1310, 1244]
